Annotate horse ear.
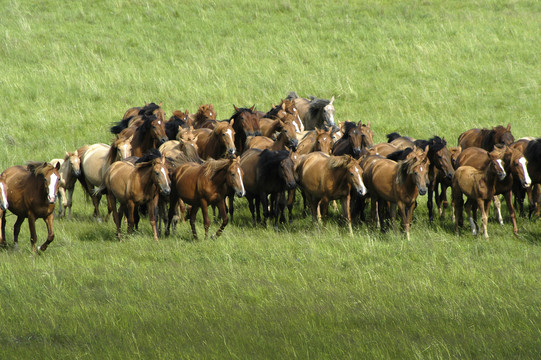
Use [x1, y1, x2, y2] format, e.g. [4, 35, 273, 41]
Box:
[229, 118, 234, 127]
[250, 105, 255, 111]
[423, 145, 429, 157]
[329, 96, 335, 105]
[281, 102, 286, 110]
[507, 123, 511, 130]
[145, 101, 149, 106]
[55, 161, 61, 170]
[367, 121, 371, 128]
[233, 105, 239, 112]
[159, 102, 162, 107]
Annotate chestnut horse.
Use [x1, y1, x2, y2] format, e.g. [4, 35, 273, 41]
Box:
[259, 99, 303, 133]
[286, 92, 335, 130]
[236, 149, 296, 227]
[0, 162, 60, 252]
[121, 102, 166, 123]
[128, 114, 168, 157]
[50, 151, 82, 219]
[101, 150, 171, 241]
[452, 150, 507, 239]
[296, 152, 367, 236]
[247, 119, 298, 152]
[194, 120, 236, 159]
[230, 106, 261, 154]
[332, 121, 374, 159]
[166, 157, 245, 240]
[362, 147, 429, 239]
[190, 104, 217, 129]
[296, 128, 334, 155]
[458, 124, 514, 151]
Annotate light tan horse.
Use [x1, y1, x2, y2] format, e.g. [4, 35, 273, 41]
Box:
[101, 150, 171, 241]
[166, 157, 245, 240]
[79, 143, 110, 219]
[0, 162, 60, 252]
[50, 151, 81, 219]
[296, 152, 367, 236]
[362, 146, 430, 240]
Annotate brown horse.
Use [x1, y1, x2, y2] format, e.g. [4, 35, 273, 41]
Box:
[190, 104, 217, 129]
[122, 102, 166, 123]
[128, 114, 168, 157]
[457, 124, 514, 151]
[259, 99, 304, 133]
[246, 119, 298, 152]
[194, 120, 237, 159]
[332, 121, 373, 159]
[50, 151, 82, 219]
[515, 139, 541, 218]
[296, 128, 334, 155]
[166, 157, 245, 240]
[296, 152, 367, 235]
[452, 150, 507, 239]
[0, 162, 61, 252]
[362, 147, 429, 239]
[230, 106, 261, 154]
[236, 149, 296, 227]
[101, 150, 171, 241]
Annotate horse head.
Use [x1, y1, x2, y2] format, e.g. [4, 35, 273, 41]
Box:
[360, 122, 374, 147]
[429, 136, 454, 180]
[281, 118, 299, 151]
[507, 147, 531, 188]
[28, 161, 61, 204]
[232, 106, 261, 137]
[322, 96, 335, 127]
[278, 153, 297, 190]
[151, 154, 171, 196]
[489, 146, 507, 181]
[315, 128, 333, 154]
[409, 146, 430, 196]
[345, 155, 367, 196]
[114, 134, 133, 160]
[493, 123, 514, 146]
[65, 151, 81, 177]
[227, 157, 245, 198]
[200, 104, 216, 120]
[215, 121, 237, 157]
[0, 176, 8, 211]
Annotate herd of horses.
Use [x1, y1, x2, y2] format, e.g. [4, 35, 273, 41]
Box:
[0, 92, 540, 252]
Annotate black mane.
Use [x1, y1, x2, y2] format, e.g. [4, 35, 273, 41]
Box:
[341, 121, 357, 139]
[165, 118, 186, 140]
[386, 148, 413, 161]
[135, 114, 158, 144]
[386, 132, 402, 143]
[135, 148, 161, 164]
[257, 149, 291, 183]
[308, 98, 331, 119]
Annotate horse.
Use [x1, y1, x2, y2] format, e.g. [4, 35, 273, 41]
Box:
[193, 120, 237, 159]
[78, 143, 112, 219]
[235, 149, 296, 228]
[296, 128, 334, 155]
[332, 121, 373, 159]
[514, 139, 541, 218]
[246, 120, 298, 152]
[50, 151, 82, 219]
[0, 162, 61, 252]
[165, 110, 189, 140]
[452, 150, 508, 239]
[296, 152, 367, 236]
[190, 104, 217, 129]
[386, 132, 416, 150]
[286, 91, 335, 130]
[121, 102, 166, 122]
[259, 99, 304, 133]
[166, 157, 245, 240]
[457, 124, 514, 151]
[100, 149, 171, 241]
[362, 146, 429, 239]
[230, 106, 261, 154]
[127, 114, 168, 157]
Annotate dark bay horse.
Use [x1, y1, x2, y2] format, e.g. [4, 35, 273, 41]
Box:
[165, 110, 189, 140]
[452, 150, 507, 239]
[458, 124, 514, 151]
[286, 91, 335, 130]
[50, 151, 82, 219]
[296, 128, 334, 155]
[296, 152, 367, 235]
[236, 149, 296, 227]
[332, 121, 374, 159]
[516, 139, 541, 217]
[194, 121, 236, 159]
[230, 106, 261, 154]
[0, 162, 61, 252]
[101, 150, 171, 241]
[362, 147, 429, 239]
[166, 157, 245, 240]
[190, 104, 217, 129]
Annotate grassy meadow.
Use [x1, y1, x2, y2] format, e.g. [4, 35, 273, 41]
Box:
[1, 0, 541, 358]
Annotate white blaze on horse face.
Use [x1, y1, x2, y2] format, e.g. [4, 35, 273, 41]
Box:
[160, 167, 170, 189]
[226, 129, 234, 144]
[519, 157, 531, 187]
[292, 120, 301, 134]
[48, 173, 59, 203]
[496, 159, 506, 177]
[0, 182, 8, 209]
[120, 144, 130, 159]
[353, 166, 367, 195]
[236, 167, 246, 196]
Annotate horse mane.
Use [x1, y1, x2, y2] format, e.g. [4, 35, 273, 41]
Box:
[257, 149, 290, 182]
[202, 158, 231, 178]
[341, 121, 357, 139]
[328, 155, 350, 169]
[387, 148, 413, 161]
[110, 117, 132, 134]
[165, 118, 185, 140]
[396, 155, 424, 185]
[27, 161, 53, 176]
[386, 132, 402, 143]
[134, 114, 158, 144]
[139, 102, 160, 116]
[308, 98, 331, 118]
[286, 91, 299, 100]
[135, 148, 162, 167]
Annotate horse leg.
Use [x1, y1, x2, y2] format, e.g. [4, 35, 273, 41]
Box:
[254, 193, 262, 225]
[452, 187, 463, 235]
[165, 195, 178, 237]
[126, 201, 136, 235]
[480, 198, 490, 239]
[341, 195, 353, 236]
[57, 186, 66, 218]
[246, 193, 257, 227]
[260, 192, 268, 227]
[278, 192, 287, 225]
[106, 193, 121, 241]
[307, 195, 320, 224]
[427, 182, 435, 222]
[493, 195, 503, 225]
[27, 214, 38, 253]
[213, 200, 229, 239]
[370, 195, 379, 229]
[13, 216, 25, 251]
[465, 199, 477, 236]
[502, 190, 518, 235]
[227, 193, 235, 224]
[0, 210, 5, 248]
[38, 214, 55, 252]
[396, 202, 408, 239]
[200, 201, 211, 239]
[287, 189, 295, 224]
[91, 193, 102, 220]
[67, 187, 75, 220]
[149, 198, 159, 242]
[319, 198, 329, 228]
[389, 202, 398, 235]
[189, 204, 200, 240]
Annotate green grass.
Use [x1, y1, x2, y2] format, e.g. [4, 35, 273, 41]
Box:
[1, 0, 541, 358]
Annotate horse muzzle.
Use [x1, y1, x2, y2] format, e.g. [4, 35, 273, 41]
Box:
[0, 202, 8, 211]
[236, 190, 245, 198]
[522, 180, 531, 189]
[288, 139, 298, 152]
[353, 148, 362, 159]
[73, 169, 82, 177]
[160, 186, 171, 196]
[286, 181, 297, 190]
[418, 186, 427, 196]
[227, 148, 237, 157]
[48, 195, 56, 204]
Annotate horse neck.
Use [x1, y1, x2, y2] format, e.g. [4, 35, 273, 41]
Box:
[205, 131, 224, 158]
[396, 162, 418, 194]
[194, 111, 208, 126]
[135, 165, 158, 196]
[132, 128, 154, 157]
[271, 132, 287, 151]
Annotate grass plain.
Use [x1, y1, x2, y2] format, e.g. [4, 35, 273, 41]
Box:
[1, 0, 540, 358]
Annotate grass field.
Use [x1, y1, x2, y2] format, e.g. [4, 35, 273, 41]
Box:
[1, 0, 541, 358]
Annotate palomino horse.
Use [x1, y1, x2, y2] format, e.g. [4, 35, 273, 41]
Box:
[246, 120, 298, 152]
[79, 143, 113, 219]
[362, 147, 429, 239]
[0, 162, 60, 252]
[236, 149, 296, 227]
[296, 128, 334, 155]
[50, 151, 81, 219]
[286, 91, 335, 130]
[457, 124, 514, 151]
[190, 104, 217, 129]
[296, 152, 367, 236]
[166, 157, 245, 240]
[332, 121, 374, 159]
[230, 106, 261, 154]
[101, 150, 171, 241]
[194, 120, 236, 159]
[456, 146, 531, 235]
[452, 150, 507, 239]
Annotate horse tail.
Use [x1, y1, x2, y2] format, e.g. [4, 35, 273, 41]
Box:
[93, 183, 106, 197]
[286, 91, 299, 100]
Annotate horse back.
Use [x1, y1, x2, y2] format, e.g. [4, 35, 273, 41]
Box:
[364, 158, 398, 201]
[453, 166, 489, 199]
[455, 147, 489, 170]
[458, 129, 486, 150]
[2, 166, 53, 218]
